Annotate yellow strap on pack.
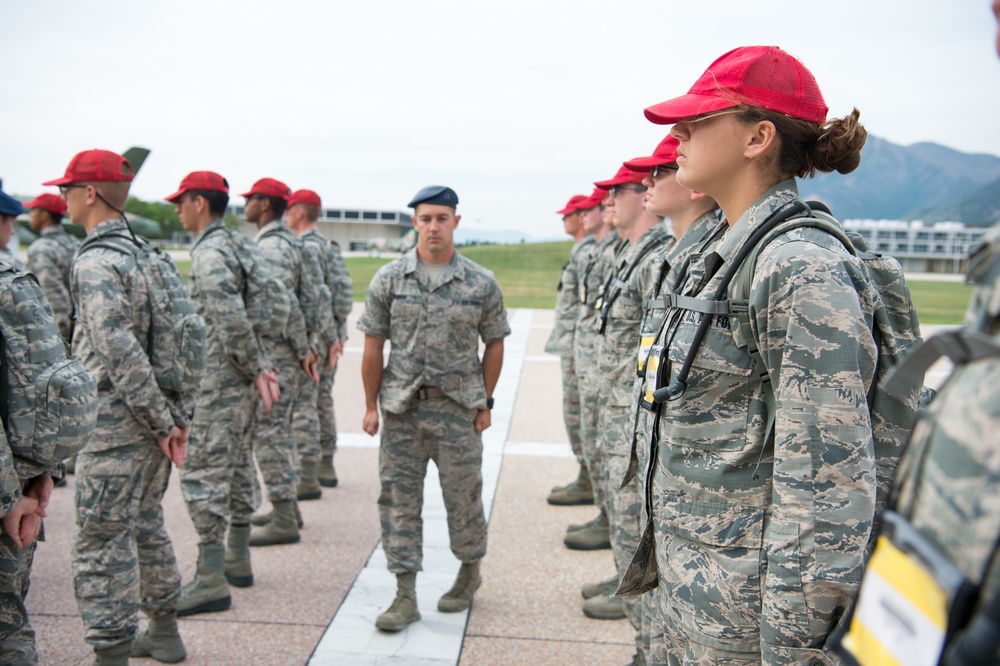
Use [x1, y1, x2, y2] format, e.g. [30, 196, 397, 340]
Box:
[637, 335, 655, 374]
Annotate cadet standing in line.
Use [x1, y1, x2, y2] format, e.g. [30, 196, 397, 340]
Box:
[621, 135, 725, 666]
[358, 185, 509, 633]
[0, 241, 98, 663]
[590, 165, 673, 663]
[545, 194, 595, 506]
[167, 172, 281, 617]
[53, 149, 189, 665]
[24, 192, 78, 342]
[244, 177, 318, 546]
[287, 189, 354, 489]
[640, 47, 878, 663]
[837, 4, 1000, 663]
[284, 189, 340, 497]
[0, 191, 24, 271]
[563, 186, 619, 555]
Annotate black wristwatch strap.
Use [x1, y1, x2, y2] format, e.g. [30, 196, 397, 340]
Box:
[486, 397, 495, 409]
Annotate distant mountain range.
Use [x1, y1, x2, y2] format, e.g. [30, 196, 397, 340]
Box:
[800, 135, 1000, 226]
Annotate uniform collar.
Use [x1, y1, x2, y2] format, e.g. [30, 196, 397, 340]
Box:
[193, 218, 226, 246]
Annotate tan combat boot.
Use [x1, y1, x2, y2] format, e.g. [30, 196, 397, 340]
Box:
[375, 572, 420, 632]
[178, 543, 231, 617]
[250, 500, 304, 528]
[249, 499, 301, 546]
[438, 561, 482, 612]
[564, 508, 611, 550]
[581, 574, 619, 600]
[547, 463, 594, 506]
[297, 461, 322, 501]
[130, 612, 187, 663]
[582, 593, 626, 620]
[224, 523, 253, 587]
[317, 454, 338, 488]
[93, 642, 130, 666]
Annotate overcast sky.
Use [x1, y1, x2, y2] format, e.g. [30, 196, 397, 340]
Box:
[2, 0, 998, 239]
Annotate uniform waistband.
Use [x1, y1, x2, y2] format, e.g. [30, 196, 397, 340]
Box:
[414, 386, 446, 400]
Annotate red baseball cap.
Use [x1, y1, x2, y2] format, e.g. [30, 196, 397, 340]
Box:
[576, 187, 608, 210]
[240, 178, 291, 201]
[43, 149, 134, 186]
[164, 171, 229, 203]
[644, 46, 828, 125]
[594, 166, 646, 190]
[623, 135, 680, 172]
[21, 193, 67, 217]
[288, 189, 322, 208]
[556, 194, 588, 215]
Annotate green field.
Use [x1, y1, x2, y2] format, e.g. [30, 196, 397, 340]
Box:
[344, 243, 974, 325]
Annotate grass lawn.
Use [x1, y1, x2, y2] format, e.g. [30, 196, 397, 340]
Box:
[344, 243, 973, 325]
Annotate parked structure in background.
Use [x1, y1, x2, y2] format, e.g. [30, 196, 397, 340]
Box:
[843, 219, 991, 273]
[227, 203, 412, 252]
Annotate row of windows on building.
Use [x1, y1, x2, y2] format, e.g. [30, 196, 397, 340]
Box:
[225, 205, 411, 225]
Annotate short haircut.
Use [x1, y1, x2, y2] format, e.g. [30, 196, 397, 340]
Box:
[187, 190, 230, 218]
[299, 204, 321, 222]
[266, 196, 287, 218]
[85, 180, 131, 210]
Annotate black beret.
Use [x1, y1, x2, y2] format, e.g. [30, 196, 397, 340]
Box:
[408, 185, 458, 209]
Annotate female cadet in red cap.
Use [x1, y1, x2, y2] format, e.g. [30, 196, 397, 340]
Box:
[636, 46, 885, 664]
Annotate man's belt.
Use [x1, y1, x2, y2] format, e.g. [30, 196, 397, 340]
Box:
[415, 386, 446, 400]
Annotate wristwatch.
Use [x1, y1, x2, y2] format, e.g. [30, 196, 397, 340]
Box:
[486, 397, 495, 409]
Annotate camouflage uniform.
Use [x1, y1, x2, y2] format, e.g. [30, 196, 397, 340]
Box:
[357, 249, 510, 574]
[573, 232, 624, 515]
[181, 219, 271, 545]
[70, 218, 184, 649]
[626, 211, 727, 666]
[252, 221, 315, 501]
[0, 430, 38, 664]
[27, 225, 80, 342]
[301, 229, 353, 463]
[0, 250, 23, 273]
[649, 182, 879, 664]
[544, 236, 594, 462]
[594, 224, 673, 656]
[885, 224, 1000, 661]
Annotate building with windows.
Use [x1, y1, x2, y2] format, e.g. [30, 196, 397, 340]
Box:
[843, 219, 990, 273]
[227, 203, 413, 251]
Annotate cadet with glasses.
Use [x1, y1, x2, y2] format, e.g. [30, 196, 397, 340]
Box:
[639, 47, 882, 663]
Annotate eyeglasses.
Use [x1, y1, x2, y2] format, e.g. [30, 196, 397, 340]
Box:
[58, 184, 85, 197]
[608, 185, 647, 199]
[650, 164, 679, 179]
[676, 108, 742, 128]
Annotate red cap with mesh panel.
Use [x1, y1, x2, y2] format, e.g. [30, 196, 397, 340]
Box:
[240, 178, 291, 200]
[594, 166, 646, 190]
[644, 46, 828, 125]
[556, 194, 588, 215]
[21, 193, 67, 216]
[623, 136, 680, 172]
[288, 189, 322, 208]
[576, 187, 608, 210]
[164, 171, 229, 203]
[43, 149, 134, 186]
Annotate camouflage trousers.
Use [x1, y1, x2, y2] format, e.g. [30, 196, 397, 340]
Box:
[318, 356, 339, 458]
[576, 370, 608, 514]
[379, 397, 486, 574]
[560, 355, 582, 461]
[599, 400, 643, 651]
[0, 532, 37, 665]
[73, 440, 181, 649]
[180, 363, 262, 544]
[633, 406, 669, 666]
[294, 367, 321, 464]
[253, 341, 302, 502]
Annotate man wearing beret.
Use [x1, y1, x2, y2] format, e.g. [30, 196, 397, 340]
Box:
[286, 189, 353, 491]
[358, 185, 510, 632]
[0, 191, 25, 271]
[24, 192, 78, 342]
